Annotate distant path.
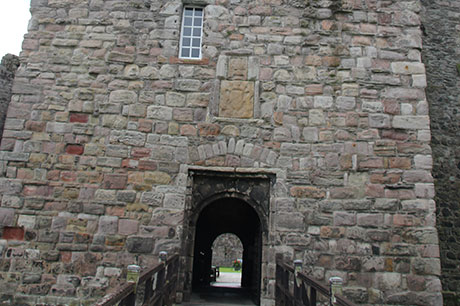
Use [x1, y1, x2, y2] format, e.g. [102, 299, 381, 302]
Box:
[212, 271, 242, 288]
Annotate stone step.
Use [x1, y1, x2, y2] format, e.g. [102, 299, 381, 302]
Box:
[179, 287, 256, 306]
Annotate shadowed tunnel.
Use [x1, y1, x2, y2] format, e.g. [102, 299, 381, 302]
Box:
[191, 197, 262, 304]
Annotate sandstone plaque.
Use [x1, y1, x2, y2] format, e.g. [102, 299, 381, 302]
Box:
[228, 57, 248, 80]
[219, 80, 254, 118]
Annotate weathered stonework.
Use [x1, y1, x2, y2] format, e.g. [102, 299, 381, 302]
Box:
[421, 0, 460, 305]
[0, 54, 19, 144]
[0, 0, 444, 305]
[212, 233, 243, 267]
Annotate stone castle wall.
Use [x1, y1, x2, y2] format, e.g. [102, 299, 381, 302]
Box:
[212, 233, 243, 267]
[421, 0, 460, 305]
[0, 54, 20, 143]
[0, 0, 442, 305]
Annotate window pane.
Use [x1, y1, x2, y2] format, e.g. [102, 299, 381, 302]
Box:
[180, 7, 202, 59]
[194, 17, 202, 27]
[193, 28, 201, 36]
[192, 38, 201, 47]
[183, 27, 192, 36]
[191, 48, 200, 58]
[181, 48, 190, 58]
[183, 37, 191, 46]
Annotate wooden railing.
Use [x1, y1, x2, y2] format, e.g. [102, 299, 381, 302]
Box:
[96, 252, 179, 306]
[275, 258, 355, 306]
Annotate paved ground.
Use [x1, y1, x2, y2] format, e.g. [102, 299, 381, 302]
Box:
[212, 271, 241, 288]
[181, 292, 256, 305]
[181, 273, 255, 306]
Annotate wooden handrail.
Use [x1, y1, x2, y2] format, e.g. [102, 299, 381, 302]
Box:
[276, 259, 330, 297]
[96, 253, 180, 306]
[138, 254, 179, 283]
[275, 257, 356, 306]
[97, 283, 135, 306]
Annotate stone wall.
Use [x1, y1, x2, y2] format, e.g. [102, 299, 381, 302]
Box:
[421, 1, 460, 305]
[211, 233, 243, 267]
[0, 54, 19, 143]
[0, 0, 443, 305]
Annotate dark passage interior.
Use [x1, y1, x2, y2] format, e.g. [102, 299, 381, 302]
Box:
[191, 197, 262, 305]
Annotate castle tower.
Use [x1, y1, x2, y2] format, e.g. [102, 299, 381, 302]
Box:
[0, 0, 443, 305]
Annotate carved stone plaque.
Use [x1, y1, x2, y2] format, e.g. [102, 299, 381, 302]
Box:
[219, 80, 254, 118]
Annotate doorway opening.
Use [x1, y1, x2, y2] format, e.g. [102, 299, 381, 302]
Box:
[211, 233, 243, 288]
[192, 198, 262, 297]
[182, 170, 272, 305]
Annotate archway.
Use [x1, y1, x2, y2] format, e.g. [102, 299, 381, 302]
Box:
[211, 233, 243, 287]
[191, 197, 262, 302]
[181, 170, 272, 305]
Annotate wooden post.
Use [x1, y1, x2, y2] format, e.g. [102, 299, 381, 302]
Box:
[294, 259, 303, 281]
[294, 260, 303, 302]
[127, 264, 141, 294]
[160, 251, 168, 263]
[329, 276, 343, 305]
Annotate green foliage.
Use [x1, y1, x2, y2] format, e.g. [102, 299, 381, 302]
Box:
[232, 259, 242, 271]
[219, 267, 242, 273]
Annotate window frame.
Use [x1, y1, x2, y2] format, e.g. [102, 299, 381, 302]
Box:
[179, 6, 204, 60]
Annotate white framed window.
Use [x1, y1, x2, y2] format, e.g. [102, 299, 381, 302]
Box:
[179, 7, 203, 59]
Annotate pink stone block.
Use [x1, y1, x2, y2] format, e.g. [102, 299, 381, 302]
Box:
[102, 174, 127, 189]
[118, 219, 139, 235]
[0, 208, 15, 226]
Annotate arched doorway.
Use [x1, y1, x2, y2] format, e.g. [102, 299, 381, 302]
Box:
[192, 197, 262, 296]
[181, 170, 273, 305]
[211, 233, 243, 287]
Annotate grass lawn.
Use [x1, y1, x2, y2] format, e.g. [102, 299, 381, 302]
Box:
[219, 267, 242, 273]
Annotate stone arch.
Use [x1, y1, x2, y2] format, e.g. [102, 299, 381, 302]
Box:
[195, 138, 279, 167]
[189, 190, 269, 234]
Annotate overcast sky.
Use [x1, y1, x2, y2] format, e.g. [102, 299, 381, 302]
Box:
[0, 0, 31, 58]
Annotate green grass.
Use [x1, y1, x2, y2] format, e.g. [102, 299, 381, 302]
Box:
[219, 267, 242, 273]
